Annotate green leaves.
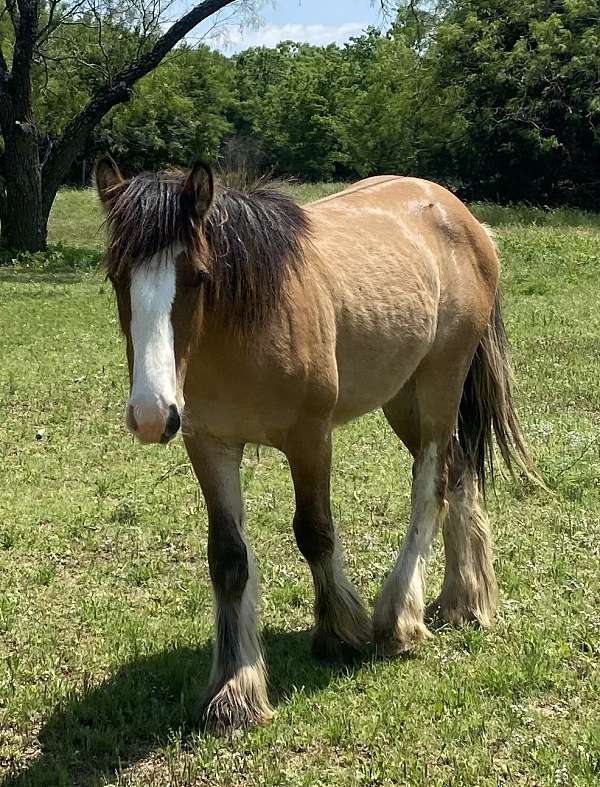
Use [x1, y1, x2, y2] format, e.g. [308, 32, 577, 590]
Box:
[425, 0, 600, 204]
[99, 46, 236, 171]
[20, 0, 600, 205]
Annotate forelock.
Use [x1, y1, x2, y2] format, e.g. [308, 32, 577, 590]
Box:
[103, 168, 311, 334]
[104, 171, 199, 276]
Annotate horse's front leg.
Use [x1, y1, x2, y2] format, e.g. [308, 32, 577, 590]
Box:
[184, 434, 273, 732]
[285, 424, 371, 660]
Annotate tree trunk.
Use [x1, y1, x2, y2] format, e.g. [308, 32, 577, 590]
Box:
[0, 122, 46, 251]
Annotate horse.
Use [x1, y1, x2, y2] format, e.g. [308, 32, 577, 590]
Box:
[95, 156, 538, 732]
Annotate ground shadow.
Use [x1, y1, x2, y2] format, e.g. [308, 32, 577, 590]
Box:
[4, 628, 368, 787]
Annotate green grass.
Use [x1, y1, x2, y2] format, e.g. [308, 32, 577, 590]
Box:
[0, 187, 599, 786]
[47, 189, 107, 251]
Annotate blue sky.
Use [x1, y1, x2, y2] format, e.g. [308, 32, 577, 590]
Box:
[192, 1, 387, 52]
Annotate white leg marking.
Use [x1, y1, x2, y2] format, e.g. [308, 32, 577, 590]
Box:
[391, 443, 441, 612]
[374, 443, 447, 653]
[435, 470, 497, 627]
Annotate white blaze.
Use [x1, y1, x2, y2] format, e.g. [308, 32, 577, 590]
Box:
[129, 254, 178, 420]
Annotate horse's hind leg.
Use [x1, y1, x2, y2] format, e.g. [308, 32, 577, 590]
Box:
[184, 434, 273, 732]
[429, 438, 497, 627]
[285, 423, 371, 660]
[374, 361, 468, 655]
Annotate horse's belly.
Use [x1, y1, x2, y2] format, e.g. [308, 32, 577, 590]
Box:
[333, 340, 427, 424]
[332, 298, 437, 424]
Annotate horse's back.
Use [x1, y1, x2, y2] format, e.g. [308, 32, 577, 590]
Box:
[306, 174, 499, 326]
[303, 176, 500, 424]
[307, 175, 404, 206]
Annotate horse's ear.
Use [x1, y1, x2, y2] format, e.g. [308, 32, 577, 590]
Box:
[183, 161, 214, 220]
[95, 154, 124, 210]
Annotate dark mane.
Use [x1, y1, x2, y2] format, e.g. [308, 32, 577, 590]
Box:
[103, 169, 311, 330]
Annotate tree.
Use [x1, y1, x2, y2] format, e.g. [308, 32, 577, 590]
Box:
[248, 43, 349, 179]
[0, 0, 254, 251]
[336, 27, 423, 177]
[105, 46, 236, 172]
[424, 0, 600, 204]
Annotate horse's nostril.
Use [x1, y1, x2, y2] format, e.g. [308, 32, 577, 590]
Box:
[162, 404, 181, 442]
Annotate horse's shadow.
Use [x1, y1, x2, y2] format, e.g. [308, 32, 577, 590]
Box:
[5, 628, 364, 787]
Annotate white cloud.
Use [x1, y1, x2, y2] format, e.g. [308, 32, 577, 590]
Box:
[207, 22, 369, 52]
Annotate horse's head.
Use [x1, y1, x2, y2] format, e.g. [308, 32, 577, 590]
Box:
[96, 156, 213, 444]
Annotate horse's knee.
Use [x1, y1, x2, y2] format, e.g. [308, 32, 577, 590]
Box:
[293, 509, 335, 564]
[208, 514, 249, 600]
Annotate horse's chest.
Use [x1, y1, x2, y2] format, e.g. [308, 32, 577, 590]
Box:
[184, 396, 298, 447]
[183, 354, 308, 447]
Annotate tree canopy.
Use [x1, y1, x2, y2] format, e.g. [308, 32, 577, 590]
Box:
[0, 0, 254, 250]
[89, 0, 599, 207]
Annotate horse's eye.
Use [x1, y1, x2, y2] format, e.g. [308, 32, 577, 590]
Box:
[185, 269, 206, 288]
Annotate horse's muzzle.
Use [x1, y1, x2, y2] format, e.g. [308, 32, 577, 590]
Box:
[127, 400, 181, 444]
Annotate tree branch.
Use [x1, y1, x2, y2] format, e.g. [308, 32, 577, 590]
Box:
[42, 0, 238, 208]
[89, 0, 113, 82]
[10, 0, 39, 116]
[36, 0, 60, 41]
[6, 0, 20, 33]
[36, 0, 88, 46]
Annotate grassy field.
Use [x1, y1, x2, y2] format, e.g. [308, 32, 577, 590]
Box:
[0, 186, 599, 786]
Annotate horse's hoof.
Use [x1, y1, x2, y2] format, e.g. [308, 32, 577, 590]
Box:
[373, 619, 432, 658]
[426, 596, 495, 629]
[199, 681, 274, 735]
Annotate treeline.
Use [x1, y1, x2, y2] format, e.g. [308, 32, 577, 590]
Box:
[46, 0, 600, 206]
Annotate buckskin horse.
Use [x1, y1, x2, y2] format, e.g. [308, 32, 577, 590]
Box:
[95, 157, 537, 732]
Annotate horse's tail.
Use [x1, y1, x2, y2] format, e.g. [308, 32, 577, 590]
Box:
[458, 290, 543, 496]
